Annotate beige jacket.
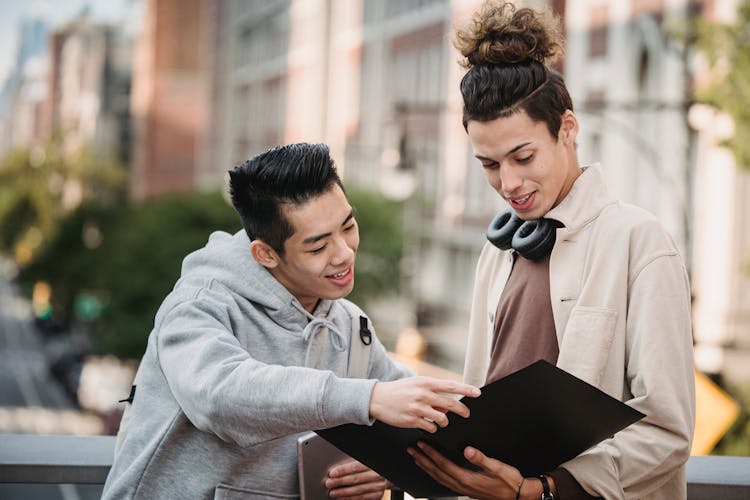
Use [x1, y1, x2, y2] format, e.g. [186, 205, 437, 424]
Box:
[464, 166, 695, 499]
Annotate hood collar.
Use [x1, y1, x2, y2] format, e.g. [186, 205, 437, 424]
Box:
[179, 230, 344, 338]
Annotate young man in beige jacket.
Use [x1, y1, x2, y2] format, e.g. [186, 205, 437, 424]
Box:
[409, 3, 694, 499]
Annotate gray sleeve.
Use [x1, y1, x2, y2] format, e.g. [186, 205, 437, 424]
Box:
[154, 294, 376, 448]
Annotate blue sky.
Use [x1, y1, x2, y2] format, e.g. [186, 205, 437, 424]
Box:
[0, 0, 140, 84]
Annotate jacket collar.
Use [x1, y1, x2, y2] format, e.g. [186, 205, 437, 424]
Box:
[545, 164, 616, 233]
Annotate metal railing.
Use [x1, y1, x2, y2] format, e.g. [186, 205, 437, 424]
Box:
[1, 434, 749, 499]
[0, 434, 114, 484]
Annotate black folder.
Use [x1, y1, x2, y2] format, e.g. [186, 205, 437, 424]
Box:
[317, 360, 644, 498]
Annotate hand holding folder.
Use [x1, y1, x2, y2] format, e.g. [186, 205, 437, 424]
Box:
[317, 360, 645, 498]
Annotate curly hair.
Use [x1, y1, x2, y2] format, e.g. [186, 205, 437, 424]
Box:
[453, 1, 571, 137]
[454, 1, 564, 68]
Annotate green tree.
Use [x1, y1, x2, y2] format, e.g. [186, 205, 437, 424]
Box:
[20, 201, 120, 327]
[23, 191, 241, 358]
[695, 0, 750, 168]
[0, 134, 126, 262]
[90, 192, 241, 358]
[344, 188, 404, 307]
[23, 187, 404, 360]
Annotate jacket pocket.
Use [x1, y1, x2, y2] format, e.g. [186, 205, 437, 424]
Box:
[557, 306, 617, 387]
[214, 483, 299, 500]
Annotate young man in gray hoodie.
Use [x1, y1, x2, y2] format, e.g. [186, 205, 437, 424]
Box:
[102, 143, 479, 499]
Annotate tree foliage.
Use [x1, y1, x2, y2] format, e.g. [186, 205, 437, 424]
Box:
[21, 187, 404, 360]
[22, 192, 241, 358]
[0, 134, 126, 261]
[695, 0, 750, 168]
[346, 188, 404, 306]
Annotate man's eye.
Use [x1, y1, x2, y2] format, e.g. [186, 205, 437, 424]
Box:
[310, 245, 326, 254]
[344, 223, 356, 232]
[481, 162, 498, 170]
[516, 155, 533, 163]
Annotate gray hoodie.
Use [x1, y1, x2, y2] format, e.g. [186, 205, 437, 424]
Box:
[102, 230, 411, 499]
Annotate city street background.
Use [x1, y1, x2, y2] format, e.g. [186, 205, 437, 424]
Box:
[0, 1, 748, 495]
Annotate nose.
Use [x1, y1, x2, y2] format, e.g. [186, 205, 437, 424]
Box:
[331, 235, 355, 266]
[499, 163, 523, 195]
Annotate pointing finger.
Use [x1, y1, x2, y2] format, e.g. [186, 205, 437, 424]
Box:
[428, 380, 481, 398]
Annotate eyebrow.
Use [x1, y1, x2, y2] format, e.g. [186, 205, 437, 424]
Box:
[475, 141, 532, 161]
[302, 209, 355, 245]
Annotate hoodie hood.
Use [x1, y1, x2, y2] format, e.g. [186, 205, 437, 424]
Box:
[178, 230, 287, 309]
[175, 230, 342, 351]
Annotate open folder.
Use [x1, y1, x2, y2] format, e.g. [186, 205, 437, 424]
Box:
[317, 360, 645, 498]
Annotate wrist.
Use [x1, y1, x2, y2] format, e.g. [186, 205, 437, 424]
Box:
[538, 474, 556, 500]
[519, 475, 556, 500]
[368, 381, 381, 419]
[519, 477, 542, 500]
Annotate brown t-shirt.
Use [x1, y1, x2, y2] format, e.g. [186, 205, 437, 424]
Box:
[486, 253, 558, 384]
[485, 253, 601, 500]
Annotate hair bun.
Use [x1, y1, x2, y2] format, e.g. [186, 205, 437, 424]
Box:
[454, 1, 564, 68]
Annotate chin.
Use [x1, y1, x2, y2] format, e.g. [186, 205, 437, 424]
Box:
[320, 287, 353, 302]
[524, 206, 549, 220]
[337, 283, 356, 300]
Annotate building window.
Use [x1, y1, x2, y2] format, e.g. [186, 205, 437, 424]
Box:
[589, 26, 608, 58]
[588, 4, 609, 59]
[237, 12, 289, 69]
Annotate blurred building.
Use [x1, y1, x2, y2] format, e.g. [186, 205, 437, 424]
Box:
[112, 0, 750, 375]
[44, 12, 134, 162]
[129, 0, 213, 199]
[0, 15, 49, 153]
[4, 58, 48, 150]
[200, 0, 749, 375]
[0, 0, 742, 378]
[0, 8, 135, 180]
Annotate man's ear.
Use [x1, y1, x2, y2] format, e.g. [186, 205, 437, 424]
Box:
[560, 110, 579, 144]
[251, 240, 280, 269]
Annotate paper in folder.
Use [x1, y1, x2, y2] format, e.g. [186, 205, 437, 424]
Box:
[317, 360, 645, 498]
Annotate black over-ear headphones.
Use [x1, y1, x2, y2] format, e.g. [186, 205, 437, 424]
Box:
[486, 208, 561, 261]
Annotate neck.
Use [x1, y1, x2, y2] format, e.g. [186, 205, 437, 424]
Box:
[301, 298, 320, 314]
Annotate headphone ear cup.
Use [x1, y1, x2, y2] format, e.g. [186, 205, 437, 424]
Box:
[511, 218, 560, 261]
[487, 208, 524, 250]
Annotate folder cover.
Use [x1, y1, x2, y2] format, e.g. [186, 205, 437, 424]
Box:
[316, 360, 644, 498]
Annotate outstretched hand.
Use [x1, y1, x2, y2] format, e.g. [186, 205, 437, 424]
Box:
[408, 441, 532, 500]
[369, 377, 481, 432]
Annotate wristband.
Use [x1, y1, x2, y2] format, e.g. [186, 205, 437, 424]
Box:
[538, 475, 554, 500]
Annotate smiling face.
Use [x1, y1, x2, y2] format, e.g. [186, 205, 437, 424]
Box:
[468, 110, 581, 220]
[251, 184, 359, 312]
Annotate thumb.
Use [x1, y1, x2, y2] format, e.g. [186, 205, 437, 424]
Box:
[463, 446, 495, 471]
[465, 447, 519, 478]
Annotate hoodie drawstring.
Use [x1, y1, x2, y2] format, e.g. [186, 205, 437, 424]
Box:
[292, 302, 347, 368]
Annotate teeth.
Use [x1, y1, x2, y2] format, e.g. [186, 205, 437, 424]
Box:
[332, 270, 348, 278]
[512, 194, 530, 204]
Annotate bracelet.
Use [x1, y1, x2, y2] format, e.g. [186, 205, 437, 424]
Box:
[538, 474, 554, 500]
[515, 477, 525, 500]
